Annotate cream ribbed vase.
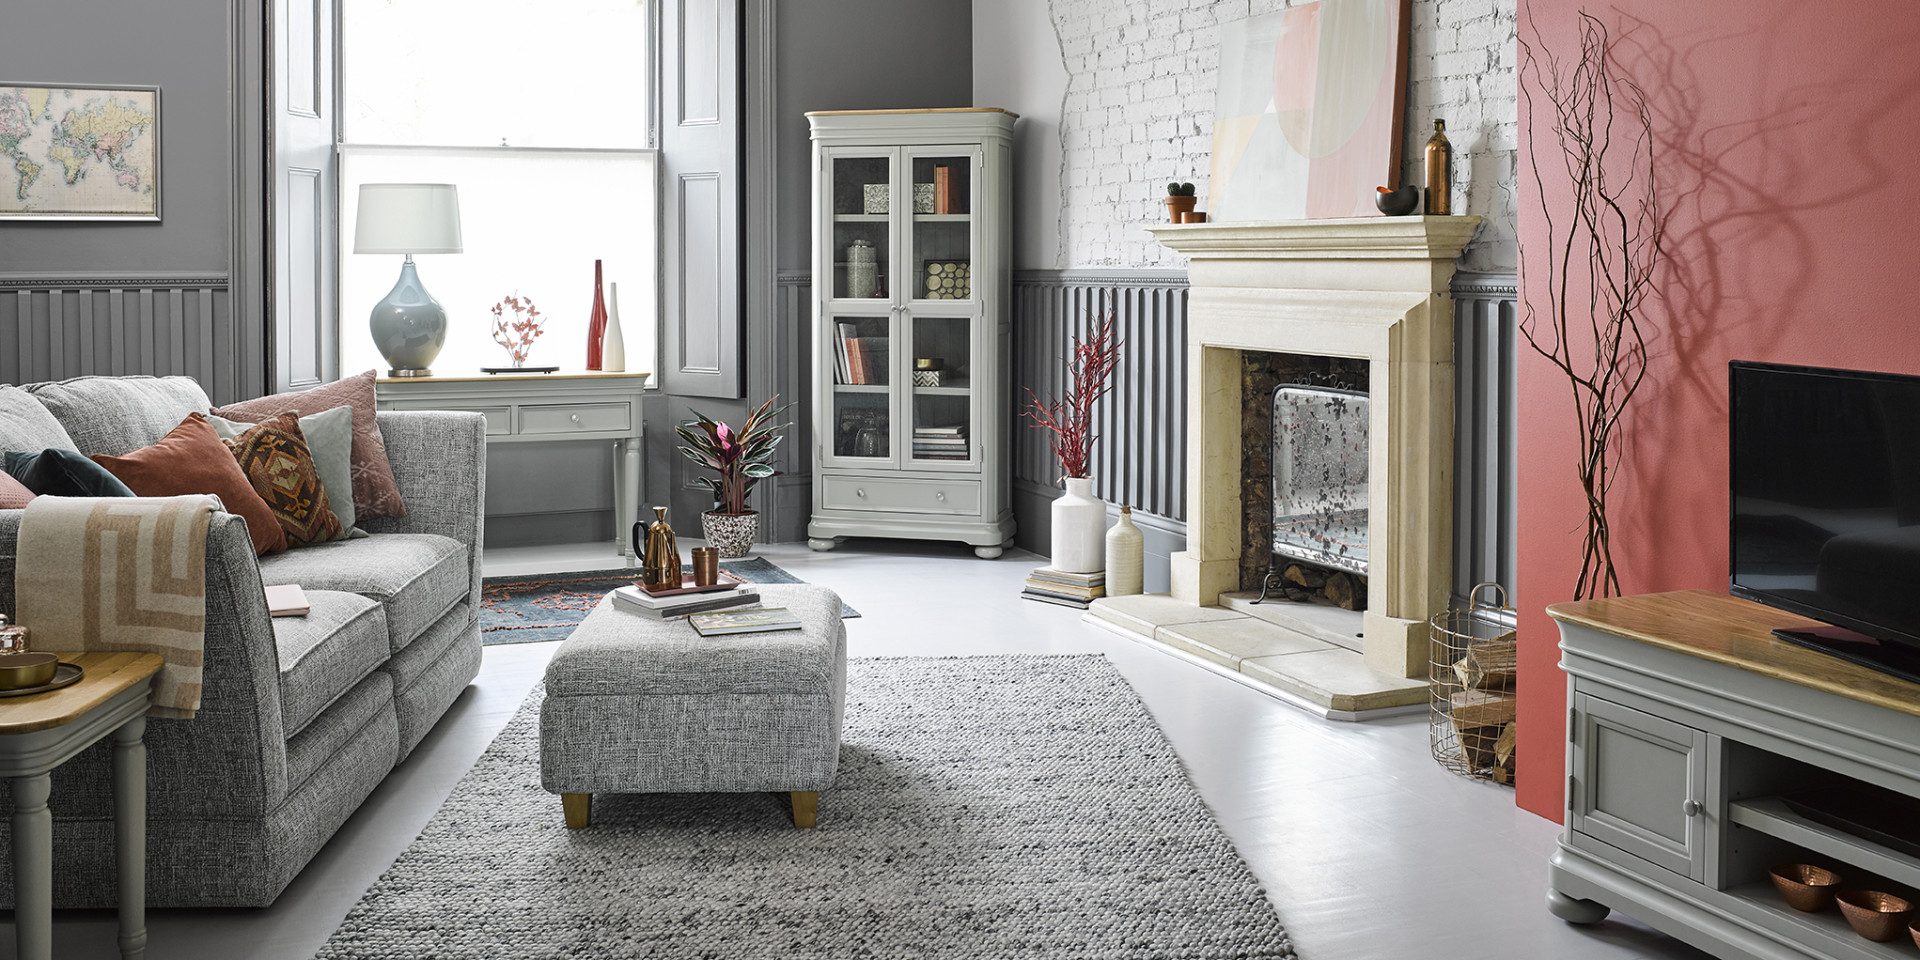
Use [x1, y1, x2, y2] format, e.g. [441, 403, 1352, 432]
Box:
[1105, 505, 1144, 596]
[1050, 477, 1106, 574]
[602, 282, 627, 373]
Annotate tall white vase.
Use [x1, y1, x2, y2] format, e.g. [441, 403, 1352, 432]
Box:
[602, 281, 627, 373]
[1050, 476, 1106, 574]
[1105, 505, 1144, 596]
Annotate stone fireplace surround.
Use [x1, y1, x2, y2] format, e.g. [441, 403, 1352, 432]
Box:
[1090, 217, 1479, 713]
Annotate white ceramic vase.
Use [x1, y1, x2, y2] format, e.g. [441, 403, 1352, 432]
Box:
[1105, 505, 1144, 596]
[602, 281, 626, 373]
[1050, 477, 1106, 574]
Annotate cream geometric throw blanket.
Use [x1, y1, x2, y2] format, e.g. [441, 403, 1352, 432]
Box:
[16, 495, 217, 719]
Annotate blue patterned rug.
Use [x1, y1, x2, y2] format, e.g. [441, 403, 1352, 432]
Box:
[478, 559, 859, 645]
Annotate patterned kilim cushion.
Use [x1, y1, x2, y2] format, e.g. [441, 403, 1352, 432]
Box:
[225, 412, 343, 548]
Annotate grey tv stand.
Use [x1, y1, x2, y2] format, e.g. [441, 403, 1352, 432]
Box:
[1549, 590, 1920, 960]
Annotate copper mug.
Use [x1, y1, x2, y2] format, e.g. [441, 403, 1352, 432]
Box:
[691, 547, 720, 586]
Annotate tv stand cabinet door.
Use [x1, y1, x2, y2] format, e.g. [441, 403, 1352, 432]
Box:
[1570, 692, 1710, 882]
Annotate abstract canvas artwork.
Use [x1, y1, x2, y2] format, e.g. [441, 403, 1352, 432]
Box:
[1208, 0, 1407, 220]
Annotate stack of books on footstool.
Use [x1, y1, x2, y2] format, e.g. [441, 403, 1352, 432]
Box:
[1021, 566, 1105, 609]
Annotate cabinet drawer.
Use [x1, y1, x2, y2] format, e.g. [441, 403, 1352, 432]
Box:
[518, 401, 631, 435]
[1570, 692, 1710, 882]
[820, 475, 980, 515]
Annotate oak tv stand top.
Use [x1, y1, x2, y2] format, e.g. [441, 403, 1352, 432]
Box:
[1548, 589, 1920, 720]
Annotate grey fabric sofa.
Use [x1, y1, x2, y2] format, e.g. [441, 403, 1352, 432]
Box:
[0, 375, 485, 907]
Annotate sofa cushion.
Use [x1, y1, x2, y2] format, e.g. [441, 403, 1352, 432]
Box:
[0, 470, 32, 509]
[5, 449, 137, 497]
[212, 371, 406, 521]
[256, 534, 467, 651]
[209, 407, 361, 535]
[90, 413, 288, 555]
[273, 589, 389, 739]
[0, 384, 77, 454]
[25, 375, 211, 456]
[224, 413, 344, 548]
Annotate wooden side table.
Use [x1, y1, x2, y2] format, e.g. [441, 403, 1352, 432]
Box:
[0, 652, 164, 960]
[375, 371, 652, 556]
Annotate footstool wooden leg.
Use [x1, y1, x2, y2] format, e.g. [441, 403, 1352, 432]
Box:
[789, 790, 818, 829]
[563, 792, 591, 829]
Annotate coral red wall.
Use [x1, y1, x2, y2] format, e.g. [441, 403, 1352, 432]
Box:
[1516, 0, 1920, 818]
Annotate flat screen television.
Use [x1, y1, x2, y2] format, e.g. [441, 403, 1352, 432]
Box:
[1730, 361, 1920, 682]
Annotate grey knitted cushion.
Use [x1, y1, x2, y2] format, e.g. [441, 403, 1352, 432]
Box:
[545, 585, 845, 697]
[0, 384, 77, 455]
[257, 534, 468, 651]
[25, 375, 211, 455]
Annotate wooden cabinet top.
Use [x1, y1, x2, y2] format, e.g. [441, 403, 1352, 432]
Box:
[0, 652, 164, 735]
[1549, 590, 1920, 719]
[377, 371, 650, 386]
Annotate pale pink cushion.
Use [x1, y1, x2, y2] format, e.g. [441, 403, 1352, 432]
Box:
[0, 469, 32, 509]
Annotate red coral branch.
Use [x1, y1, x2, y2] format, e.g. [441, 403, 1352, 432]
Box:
[1023, 315, 1121, 480]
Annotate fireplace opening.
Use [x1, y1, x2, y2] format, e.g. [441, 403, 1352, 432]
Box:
[1239, 353, 1370, 612]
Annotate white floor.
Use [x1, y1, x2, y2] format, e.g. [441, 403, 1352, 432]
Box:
[25, 539, 1708, 960]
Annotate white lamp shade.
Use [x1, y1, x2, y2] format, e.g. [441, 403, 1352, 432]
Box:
[354, 183, 463, 254]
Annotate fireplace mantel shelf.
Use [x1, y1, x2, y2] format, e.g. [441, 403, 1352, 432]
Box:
[1146, 216, 1481, 261]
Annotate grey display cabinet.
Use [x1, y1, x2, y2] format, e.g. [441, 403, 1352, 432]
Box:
[803, 108, 1016, 559]
[1549, 590, 1920, 960]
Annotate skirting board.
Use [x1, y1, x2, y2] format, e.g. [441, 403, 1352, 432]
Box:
[1081, 612, 1427, 723]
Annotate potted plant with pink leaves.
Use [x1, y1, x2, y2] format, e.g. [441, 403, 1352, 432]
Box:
[676, 396, 790, 558]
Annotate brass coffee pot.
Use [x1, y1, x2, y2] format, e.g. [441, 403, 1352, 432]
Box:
[635, 506, 683, 588]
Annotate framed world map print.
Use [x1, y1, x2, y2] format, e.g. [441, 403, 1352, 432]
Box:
[0, 84, 161, 220]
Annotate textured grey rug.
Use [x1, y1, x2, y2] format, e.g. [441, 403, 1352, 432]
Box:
[317, 655, 1296, 959]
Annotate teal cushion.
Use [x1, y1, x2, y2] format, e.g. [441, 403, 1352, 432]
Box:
[3, 448, 137, 498]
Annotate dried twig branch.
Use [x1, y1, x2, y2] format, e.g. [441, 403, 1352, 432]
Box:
[1023, 314, 1121, 480]
[1519, 11, 1664, 600]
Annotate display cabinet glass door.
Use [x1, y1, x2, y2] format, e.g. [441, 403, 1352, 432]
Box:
[828, 152, 894, 302]
[826, 312, 895, 464]
[907, 150, 977, 304]
[908, 313, 975, 466]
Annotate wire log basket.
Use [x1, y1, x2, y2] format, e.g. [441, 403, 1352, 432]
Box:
[1429, 583, 1519, 784]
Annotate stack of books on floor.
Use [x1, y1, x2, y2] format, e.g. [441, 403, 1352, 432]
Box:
[1021, 566, 1105, 609]
[612, 582, 761, 620]
[912, 424, 968, 460]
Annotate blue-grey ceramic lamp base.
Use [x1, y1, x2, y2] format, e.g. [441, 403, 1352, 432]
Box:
[370, 259, 448, 377]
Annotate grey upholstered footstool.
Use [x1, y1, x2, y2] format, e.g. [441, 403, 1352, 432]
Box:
[539, 583, 847, 829]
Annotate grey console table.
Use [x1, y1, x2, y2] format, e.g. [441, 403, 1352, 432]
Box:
[0, 652, 163, 960]
[1549, 590, 1920, 960]
[376, 372, 651, 556]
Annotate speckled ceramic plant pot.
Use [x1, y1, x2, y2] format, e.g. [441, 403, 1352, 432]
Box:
[701, 510, 759, 559]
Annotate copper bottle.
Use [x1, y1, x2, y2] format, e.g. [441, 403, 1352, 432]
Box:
[640, 506, 682, 588]
[1424, 119, 1453, 215]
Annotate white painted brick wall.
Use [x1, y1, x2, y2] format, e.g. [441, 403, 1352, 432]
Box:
[1048, 0, 1517, 272]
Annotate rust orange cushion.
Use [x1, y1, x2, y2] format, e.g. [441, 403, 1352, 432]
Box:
[225, 412, 344, 548]
[0, 470, 32, 509]
[211, 370, 406, 520]
[91, 413, 288, 555]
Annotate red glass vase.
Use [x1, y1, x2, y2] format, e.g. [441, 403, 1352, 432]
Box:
[586, 259, 608, 370]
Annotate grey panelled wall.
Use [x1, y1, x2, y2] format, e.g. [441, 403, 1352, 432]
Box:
[1450, 271, 1520, 618]
[0, 278, 250, 406]
[1010, 270, 1189, 590]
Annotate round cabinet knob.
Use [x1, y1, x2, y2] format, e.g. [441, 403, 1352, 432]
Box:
[1682, 799, 1702, 817]
[936, 491, 946, 502]
[856, 488, 867, 498]
[570, 414, 582, 424]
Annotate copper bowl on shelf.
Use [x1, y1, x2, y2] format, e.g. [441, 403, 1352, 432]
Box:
[1837, 889, 1915, 942]
[1769, 863, 1843, 912]
[0, 652, 59, 690]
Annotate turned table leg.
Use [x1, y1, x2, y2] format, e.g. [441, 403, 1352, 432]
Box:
[790, 791, 818, 829]
[563, 793, 592, 829]
[114, 715, 148, 959]
[11, 772, 52, 960]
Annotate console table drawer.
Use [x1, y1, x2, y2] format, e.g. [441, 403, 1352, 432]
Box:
[820, 476, 980, 515]
[519, 401, 632, 435]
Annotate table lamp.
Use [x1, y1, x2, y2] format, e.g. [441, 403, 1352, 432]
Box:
[354, 183, 462, 377]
